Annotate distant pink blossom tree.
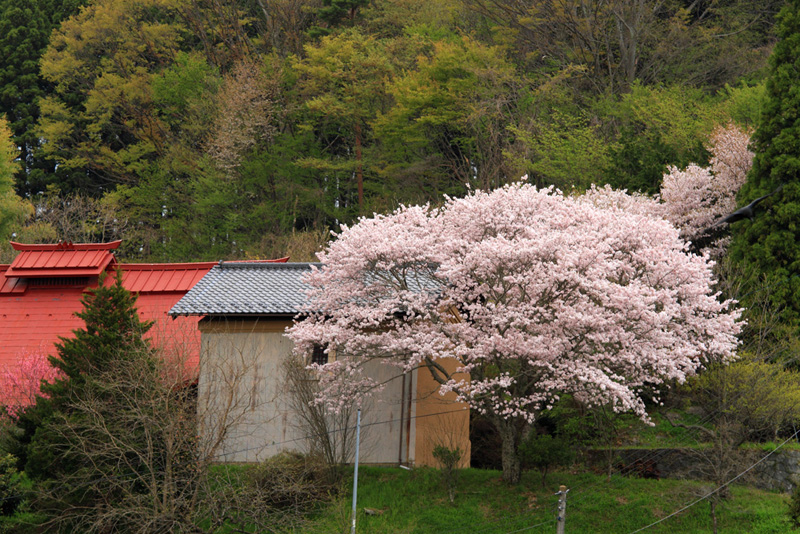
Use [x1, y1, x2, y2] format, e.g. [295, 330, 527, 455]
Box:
[658, 124, 754, 256]
[1, 348, 62, 417]
[288, 182, 742, 483]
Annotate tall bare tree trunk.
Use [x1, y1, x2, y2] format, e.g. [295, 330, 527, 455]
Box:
[354, 122, 364, 211]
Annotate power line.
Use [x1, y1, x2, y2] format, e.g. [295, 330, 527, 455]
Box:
[627, 427, 800, 533]
[563, 406, 724, 509]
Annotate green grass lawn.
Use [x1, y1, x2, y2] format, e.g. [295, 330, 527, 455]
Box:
[307, 466, 792, 534]
[2, 464, 790, 533]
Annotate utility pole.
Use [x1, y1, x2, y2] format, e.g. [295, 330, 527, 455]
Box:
[350, 409, 362, 534]
[556, 485, 568, 534]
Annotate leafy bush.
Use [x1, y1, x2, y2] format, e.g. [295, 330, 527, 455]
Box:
[519, 433, 574, 487]
[789, 483, 800, 527]
[432, 445, 463, 503]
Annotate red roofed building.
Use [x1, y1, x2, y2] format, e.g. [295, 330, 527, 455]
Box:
[0, 241, 286, 407]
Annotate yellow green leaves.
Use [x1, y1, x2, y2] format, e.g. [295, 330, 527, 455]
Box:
[373, 36, 520, 193]
[0, 117, 33, 244]
[294, 29, 393, 125]
[508, 111, 616, 191]
[37, 0, 187, 185]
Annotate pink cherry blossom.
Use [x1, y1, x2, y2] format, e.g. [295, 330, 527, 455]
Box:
[659, 124, 753, 256]
[288, 182, 742, 481]
[1, 348, 63, 417]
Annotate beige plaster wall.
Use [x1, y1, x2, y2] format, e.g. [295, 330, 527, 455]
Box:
[197, 318, 438, 466]
[198, 319, 302, 462]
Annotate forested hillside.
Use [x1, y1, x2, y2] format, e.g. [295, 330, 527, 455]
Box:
[0, 0, 783, 262]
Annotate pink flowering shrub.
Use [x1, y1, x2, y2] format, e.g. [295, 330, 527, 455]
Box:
[288, 182, 742, 482]
[1, 348, 62, 417]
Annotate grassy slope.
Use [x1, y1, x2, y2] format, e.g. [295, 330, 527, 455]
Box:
[309, 467, 791, 534]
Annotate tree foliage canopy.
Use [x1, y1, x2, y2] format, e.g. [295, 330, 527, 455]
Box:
[289, 182, 742, 482]
[0, 0, 775, 262]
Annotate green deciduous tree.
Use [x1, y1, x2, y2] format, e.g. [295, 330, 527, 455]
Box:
[294, 29, 394, 215]
[36, 0, 188, 192]
[672, 355, 800, 532]
[595, 83, 720, 193]
[508, 109, 616, 191]
[374, 35, 521, 199]
[0, 117, 32, 255]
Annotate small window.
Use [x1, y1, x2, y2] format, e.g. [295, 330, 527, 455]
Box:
[311, 344, 328, 366]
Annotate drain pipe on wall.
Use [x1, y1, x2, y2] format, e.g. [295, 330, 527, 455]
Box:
[351, 409, 362, 534]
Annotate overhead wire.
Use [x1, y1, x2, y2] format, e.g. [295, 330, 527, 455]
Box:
[627, 427, 800, 533]
[562, 405, 724, 508]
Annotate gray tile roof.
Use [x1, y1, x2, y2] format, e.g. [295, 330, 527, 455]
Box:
[169, 262, 320, 316]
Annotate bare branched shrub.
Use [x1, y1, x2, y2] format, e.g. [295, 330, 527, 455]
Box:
[22, 321, 282, 533]
[248, 226, 330, 262]
[246, 451, 337, 510]
[0, 192, 129, 262]
[206, 59, 283, 171]
[32, 192, 129, 246]
[282, 354, 358, 469]
[204, 452, 336, 534]
[27, 346, 204, 533]
[194, 321, 282, 464]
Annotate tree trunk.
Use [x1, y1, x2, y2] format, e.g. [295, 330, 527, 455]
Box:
[710, 499, 718, 534]
[354, 122, 364, 211]
[496, 419, 521, 484]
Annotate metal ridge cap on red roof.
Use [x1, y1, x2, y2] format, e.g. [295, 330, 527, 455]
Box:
[10, 240, 122, 251]
[221, 257, 290, 264]
[121, 262, 217, 271]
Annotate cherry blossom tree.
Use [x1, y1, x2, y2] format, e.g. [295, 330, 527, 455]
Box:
[288, 182, 742, 483]
[659, 124, 754, 256]
[1, 348, 62, 417]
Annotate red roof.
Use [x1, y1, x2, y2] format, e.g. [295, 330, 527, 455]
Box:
[118, 263, 217, 293]
[5, 240, 120, 278]
[0, 242, 220, 406]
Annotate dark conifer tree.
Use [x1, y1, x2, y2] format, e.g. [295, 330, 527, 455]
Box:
[729, 0, 800, 330]
[309, 0, 369, 37]
[10, 271, 153, 479]
[6, 272, 161, 531]
[0, 0, 85, 195]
